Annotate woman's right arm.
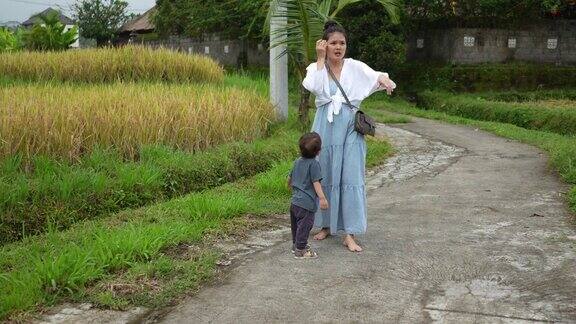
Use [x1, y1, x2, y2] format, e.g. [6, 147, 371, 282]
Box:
[315, 39, 326, 70]
[302, 39, 328, 96]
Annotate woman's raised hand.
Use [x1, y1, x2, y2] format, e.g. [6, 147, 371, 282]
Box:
[316, 39, 327, 61]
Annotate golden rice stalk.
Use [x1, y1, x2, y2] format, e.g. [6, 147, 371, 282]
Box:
[0, 46, 224, 84]
[0, 83, 275, 162]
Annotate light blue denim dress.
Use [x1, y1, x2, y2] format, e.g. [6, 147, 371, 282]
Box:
[312, 80, 367, 235]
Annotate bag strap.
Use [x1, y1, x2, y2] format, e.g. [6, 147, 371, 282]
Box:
[325, 63, 354, 109]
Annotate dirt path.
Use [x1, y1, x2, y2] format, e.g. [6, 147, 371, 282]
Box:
[155, 117, 575, 323]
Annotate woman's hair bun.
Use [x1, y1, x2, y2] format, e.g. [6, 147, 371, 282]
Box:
[322, 20, 347, 41]
[323, 20, 339, 32]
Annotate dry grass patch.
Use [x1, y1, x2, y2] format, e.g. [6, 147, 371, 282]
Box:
[0, 46, 223, 84]
[0, 83, 274, 162]
[527, 100, 576, 109]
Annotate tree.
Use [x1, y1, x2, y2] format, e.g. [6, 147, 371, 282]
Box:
[268, 0, 401, 126]
[73, 0, 128, 46]
[154, 0, 268, 41]
[403, 0, 575, 29]
[23, 12, 78, 51]
[340, 1, 406, 73]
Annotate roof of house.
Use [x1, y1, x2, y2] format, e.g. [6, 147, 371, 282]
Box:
[0, 21, 21, 28]
[21, 8, 75, 27]
[119, 6, 156, 33]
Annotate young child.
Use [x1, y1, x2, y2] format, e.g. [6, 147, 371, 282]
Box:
[288, 132, 329, 259]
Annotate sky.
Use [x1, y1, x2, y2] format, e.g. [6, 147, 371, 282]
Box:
[0, 0, 156, 22]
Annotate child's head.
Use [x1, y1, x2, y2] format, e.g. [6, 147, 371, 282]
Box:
[299, 132, 322, 158]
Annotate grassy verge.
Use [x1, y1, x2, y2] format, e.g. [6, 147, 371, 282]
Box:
[378, 98, 576, 213]
[417, 90, 576, 136]
[0, 132, 392, 320]
[363, 93, 412, 124]
[0, 130, 300, 245]
[478, 89, 576, 103]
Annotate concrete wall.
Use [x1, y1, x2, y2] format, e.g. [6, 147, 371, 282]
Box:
[143, 36, 269, 67]
[407, 21, 576, 64]
[64, 24, 80, 48]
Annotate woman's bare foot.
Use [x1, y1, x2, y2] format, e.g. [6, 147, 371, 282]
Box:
[313, 228, 330, 240]
[343, 235, 363, 252]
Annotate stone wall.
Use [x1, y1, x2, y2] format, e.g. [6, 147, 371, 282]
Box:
[407, 20, 576, 65]
[143, 36, 269, 67]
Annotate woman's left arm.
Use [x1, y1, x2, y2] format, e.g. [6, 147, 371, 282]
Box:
[352, 60, 396, 99]
[377, 73, 396, 95]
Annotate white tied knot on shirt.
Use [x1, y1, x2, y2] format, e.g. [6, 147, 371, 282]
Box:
[327, 93, 346, 123]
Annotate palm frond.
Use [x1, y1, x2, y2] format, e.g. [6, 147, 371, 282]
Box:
[375, 0, 402, 24]
[330, 0, 362, 18]
[317, 0, 333, 17]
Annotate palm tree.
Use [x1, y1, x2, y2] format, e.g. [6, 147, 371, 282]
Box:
[268, 0, 401, 126]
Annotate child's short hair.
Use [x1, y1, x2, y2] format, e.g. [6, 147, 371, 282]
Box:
[299, 132, 322, 158]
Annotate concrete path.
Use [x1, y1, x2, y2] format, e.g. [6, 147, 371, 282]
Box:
[151, 117, 576, 323]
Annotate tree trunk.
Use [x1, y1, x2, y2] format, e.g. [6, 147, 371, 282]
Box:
[298, 84, 311, 129]
[237, 38, 248, 69]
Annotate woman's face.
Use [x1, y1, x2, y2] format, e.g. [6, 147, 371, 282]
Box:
[326, 32, 346, 62]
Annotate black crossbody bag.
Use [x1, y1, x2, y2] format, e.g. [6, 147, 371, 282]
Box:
[325, 63, 376, 136]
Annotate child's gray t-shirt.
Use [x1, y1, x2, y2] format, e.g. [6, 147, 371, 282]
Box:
[289, 157, 322, 212]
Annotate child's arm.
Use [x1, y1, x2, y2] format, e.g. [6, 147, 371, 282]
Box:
[313, 181, 329, 210]
[287, 165, 294, 190]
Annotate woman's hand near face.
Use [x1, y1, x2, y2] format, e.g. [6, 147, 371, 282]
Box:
[315, 39, 327, 69]
[378, 73, 396, 95]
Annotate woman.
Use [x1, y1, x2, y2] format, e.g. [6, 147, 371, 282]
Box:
[302, 21, 396, 252]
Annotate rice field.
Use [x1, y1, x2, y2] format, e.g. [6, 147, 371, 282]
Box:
[0, 45, 396, 320]
[0, 46, 224, 84]
[0, 83, 274, 162]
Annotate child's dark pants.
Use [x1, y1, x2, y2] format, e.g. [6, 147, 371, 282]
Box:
[290, 204, 315, 250]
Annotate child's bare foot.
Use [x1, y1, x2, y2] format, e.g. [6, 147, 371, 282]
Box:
[343, 235, 363, 252]
[313, 228, 330, 240]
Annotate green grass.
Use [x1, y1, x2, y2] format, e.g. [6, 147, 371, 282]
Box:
[222, 72, 268, 96]
[0, 129, 392, 320]
[478, 89, 576, 103]
[378, 98, 576, 213]
[363, 93, 412, 124]
[0, 130, 301, 245]
[417, 90, 576, 136]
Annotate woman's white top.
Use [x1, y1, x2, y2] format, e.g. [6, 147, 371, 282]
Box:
[302, 58, 396, 123]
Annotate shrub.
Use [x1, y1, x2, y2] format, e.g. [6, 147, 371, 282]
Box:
[358, 30, 406, 73]
[0, 28, 22, 52]
[396, 63, 576, 93]
[22, 12, 78, 51]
